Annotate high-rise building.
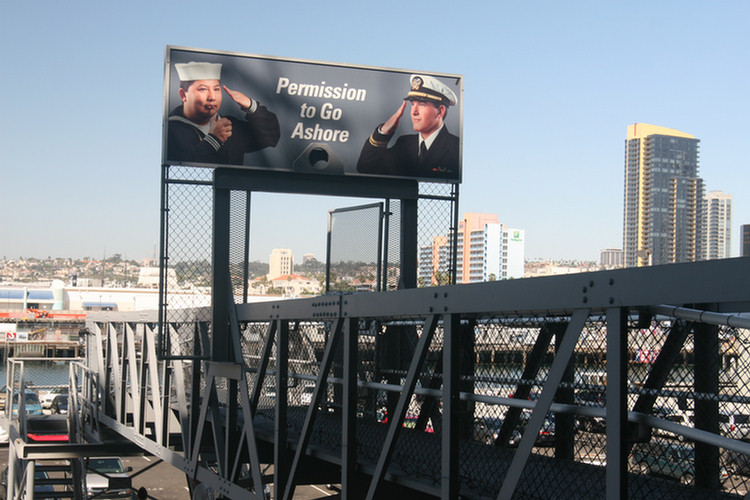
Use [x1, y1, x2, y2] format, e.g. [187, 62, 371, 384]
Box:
[268, 248, 294, 279]
[742, 225, 750, 257]
[418, 213, 525, 285]
[705, 191, 732, 260]
[623, 123, 704, 267]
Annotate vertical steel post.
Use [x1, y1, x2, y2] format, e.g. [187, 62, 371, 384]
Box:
[606, 307, 628, 500]
[342, 317, 358, 499]
[694, 316, 720, 489]
[212, 182, 231, 362]
[400, 198, 418, 289]
[381, 199, 391, 292]
[442, 313, 459, 499]
[375, 203, 384, 292]
[158, 164, 170, 359]
[449, 183, 459, 285]
[555, 322, 576, 460]
[325, 210, 333, 293]
[242, 192, 252, 303]
[275, 319, 290, 495]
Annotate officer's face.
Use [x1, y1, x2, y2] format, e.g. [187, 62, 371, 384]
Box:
[410, 100, 444, 137]
[179, 80, 223, 124]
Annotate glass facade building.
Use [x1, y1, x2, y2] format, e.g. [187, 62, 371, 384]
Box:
[623, 124, 704, 267]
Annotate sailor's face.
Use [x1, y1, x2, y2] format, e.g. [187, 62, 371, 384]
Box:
[180, 79, 222, 124]
[410, 100, 444, 138]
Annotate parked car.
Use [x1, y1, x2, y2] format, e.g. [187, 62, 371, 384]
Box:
[0, 386, 7, 411]
[11, 389, 43, 418]
[630, 440, 727, 485]
[85, 457, 133, 499]
[50, 394, 69, 415]
[654, 412, 693, 441]
[575, 390, 606, 433]
[473, 417, 504, 445]
[720, 412, 750, 439]
[723, 447, 750, 476]
[511, 412, 562, 447]
[300, 385, 314, 406]
[40, 387, 68, 410]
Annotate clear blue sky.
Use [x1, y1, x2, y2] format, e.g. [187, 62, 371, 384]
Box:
[1, 1, 748, 262]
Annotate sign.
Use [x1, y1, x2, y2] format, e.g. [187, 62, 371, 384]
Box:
[5, 331, 16, 341]
[163, 46, 463, 183]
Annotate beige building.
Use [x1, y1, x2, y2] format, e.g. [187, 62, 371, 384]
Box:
[268, 248, 294, 279]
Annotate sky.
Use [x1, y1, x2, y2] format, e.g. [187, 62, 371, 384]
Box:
[1, 1, 748, 263]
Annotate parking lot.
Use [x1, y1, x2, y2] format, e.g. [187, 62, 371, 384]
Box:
[0, 446, 338, 499]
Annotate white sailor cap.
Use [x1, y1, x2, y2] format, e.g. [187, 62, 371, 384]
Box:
[404, 74, 457, 106]
[175, 62, 222, 81]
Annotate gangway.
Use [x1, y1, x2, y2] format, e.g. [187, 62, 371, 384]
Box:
[18, 257, 744, 500]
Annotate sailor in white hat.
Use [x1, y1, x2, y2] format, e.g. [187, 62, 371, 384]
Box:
[167, 61, 280, 165]
[356, 74, 460, 180]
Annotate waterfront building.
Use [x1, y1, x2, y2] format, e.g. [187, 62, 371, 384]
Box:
[623, 123, 704, 267]
[704, 190, 732, 260]
[268, 248, 294, 279]
[419, 213, 525, 285]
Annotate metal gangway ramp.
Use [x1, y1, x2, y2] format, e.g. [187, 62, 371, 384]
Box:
[32, 257, 748, 500]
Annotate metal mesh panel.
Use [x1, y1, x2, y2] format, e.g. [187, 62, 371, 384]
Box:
[159, 166, 458, 355]
[234, 312, 750, 499]
[327, 203, 383, 293]
[382, 200, 402, 291]
[418, 183, 458, 286]
[160, 166, 213, 359]
[229, 190, 250, 300]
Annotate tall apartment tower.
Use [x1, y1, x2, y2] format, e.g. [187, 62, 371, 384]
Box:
[623, 123, 704, 267]
[741, 224, 750, 257]
[268, 248, 294, 279]
[705, 191, 732, 260]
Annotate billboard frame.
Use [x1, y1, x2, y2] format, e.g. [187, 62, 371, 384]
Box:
[162, 45, 464, 184]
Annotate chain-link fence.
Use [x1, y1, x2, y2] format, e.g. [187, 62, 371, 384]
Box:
[229, 310, 750, 499]
[159, 164, 458, 358]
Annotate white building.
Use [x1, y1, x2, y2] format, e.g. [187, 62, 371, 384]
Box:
[419, 213, 525, 285]
[705, 190, 732, 260]
[600, 248, 624, 268]
[252, 274, 321, 297]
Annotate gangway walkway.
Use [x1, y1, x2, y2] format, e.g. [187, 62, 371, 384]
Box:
[5, 258, 750, 499]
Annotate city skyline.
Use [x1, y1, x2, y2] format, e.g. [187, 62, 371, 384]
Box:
[1, 3, 748, 263]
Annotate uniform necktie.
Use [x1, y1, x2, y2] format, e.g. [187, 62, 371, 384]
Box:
[419, 142, 427, 163]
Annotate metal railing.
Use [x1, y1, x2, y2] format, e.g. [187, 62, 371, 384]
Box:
[47, 258, 750, 499]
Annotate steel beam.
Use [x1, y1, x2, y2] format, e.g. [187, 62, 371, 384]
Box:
[442, 314, 459, 500]
[365, 315, 439, 500]
[497, 309, 589, 500]
[606, 307, 628, 500]
[281, 319, 345, 500]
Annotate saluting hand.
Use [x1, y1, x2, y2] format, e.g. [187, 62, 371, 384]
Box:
[380, 101, 407, 135]
[223, 85, 252, 110]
